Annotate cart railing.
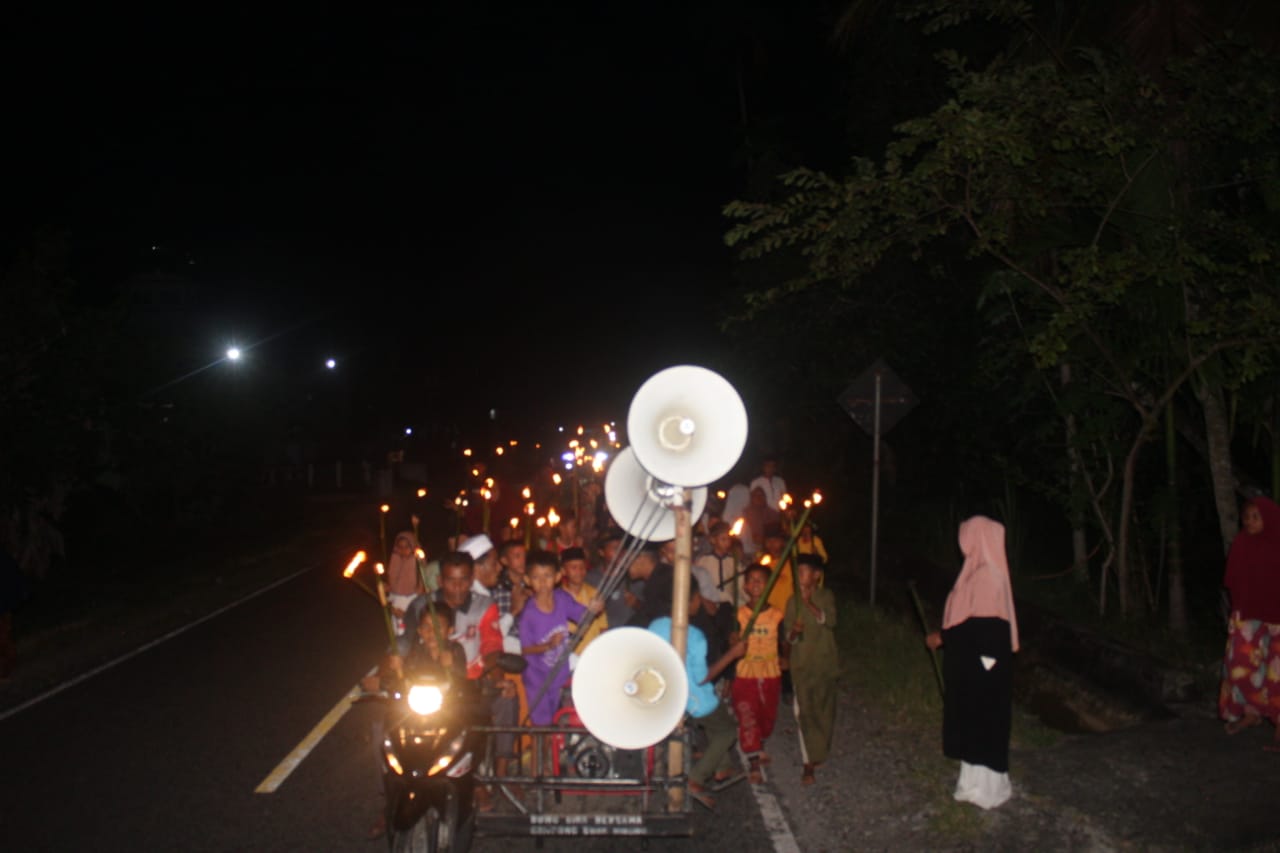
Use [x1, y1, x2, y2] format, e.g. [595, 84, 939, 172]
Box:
[472, 722, 692, 838]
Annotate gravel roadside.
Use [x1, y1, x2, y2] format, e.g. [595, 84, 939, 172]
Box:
[763, 684, 1280, 852]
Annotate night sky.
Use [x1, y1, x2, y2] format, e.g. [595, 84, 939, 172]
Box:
[6, 5, 769, 428]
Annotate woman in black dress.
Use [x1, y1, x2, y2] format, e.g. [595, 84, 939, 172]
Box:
[926, 515, 1019, 809]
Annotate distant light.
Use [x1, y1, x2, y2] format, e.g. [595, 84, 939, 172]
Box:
[325, 358, 337, 369]
[489, 409, 496, 420]
[226, 347, 242, 361]
[557, 426, 564, 433]
[404, 427, 413, 436]
[561, 451, 574, 462]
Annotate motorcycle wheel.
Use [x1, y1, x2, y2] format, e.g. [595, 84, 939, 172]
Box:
[437, 788, 476, 853]
[391, 807, 438, 853]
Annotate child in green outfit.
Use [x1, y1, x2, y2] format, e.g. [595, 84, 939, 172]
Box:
[783, 553, 839, 785]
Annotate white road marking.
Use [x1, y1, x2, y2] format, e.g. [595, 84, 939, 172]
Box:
[254, 669, 374, 793]
[0, 565, 315, 724]
[739, 744, 803, 853]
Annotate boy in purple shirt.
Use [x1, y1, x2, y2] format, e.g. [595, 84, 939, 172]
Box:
[518, 549, 603, 725]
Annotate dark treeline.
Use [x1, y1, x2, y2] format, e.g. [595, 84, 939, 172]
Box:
[719, 0, 1280, 646]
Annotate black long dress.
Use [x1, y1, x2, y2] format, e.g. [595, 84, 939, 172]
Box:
[941, 616, 1013, 773]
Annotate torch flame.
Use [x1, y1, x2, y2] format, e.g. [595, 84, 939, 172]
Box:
[463, 448, 472, 457]
[525, 501, 536, 516]
[374, 562, 386, 576]
[509, 517, 519, 528]
[415, 548, 425, 560]
[730, 518, 745, 537]
[495, 447, 504, 456]
[760, 555, 773, 566]
[343, 550, 368, 578]
[522, 486, 532, 499]
[416, 488, 427, 498]
[812, 490, 823, 505]
[716, 490, 726, 500]
[380, 504, 390, 514]
[547, 508, 560, 526]
[552, 473, 562, 485]
[779, 493, 793, 511]
[485, 477, 494, 488]
[536, 517, 546, 528]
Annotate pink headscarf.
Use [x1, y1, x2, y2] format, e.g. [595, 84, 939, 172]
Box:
[942, 516, 1020, 652]
[386, 531, 421, 597]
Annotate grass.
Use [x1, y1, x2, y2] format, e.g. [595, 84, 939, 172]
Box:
[836, 592, 944, 727]
[830, 583, 1062, 841]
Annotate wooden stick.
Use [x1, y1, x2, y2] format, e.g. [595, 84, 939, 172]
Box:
[908, 581, 945, 698]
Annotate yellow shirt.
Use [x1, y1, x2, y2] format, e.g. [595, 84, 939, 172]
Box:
[735, 605, 782, 679]
[765, 559, 793, 614]
[566, 582, 607, 651]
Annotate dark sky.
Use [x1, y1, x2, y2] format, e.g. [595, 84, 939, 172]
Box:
[7, 4, 761, 423]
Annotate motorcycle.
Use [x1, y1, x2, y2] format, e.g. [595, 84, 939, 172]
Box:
[376, 653, 526, 853]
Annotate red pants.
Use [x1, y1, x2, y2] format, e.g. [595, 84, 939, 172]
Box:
[732, 676, 781, 755]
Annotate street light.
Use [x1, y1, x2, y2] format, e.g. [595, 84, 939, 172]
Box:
[226, 347, 242, 361]
[325, 357, 337, 369]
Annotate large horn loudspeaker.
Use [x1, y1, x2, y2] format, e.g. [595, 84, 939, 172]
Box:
[627, 365, 748, 488]
[571, 627, 689, 750]
[605, 447, 707, 541]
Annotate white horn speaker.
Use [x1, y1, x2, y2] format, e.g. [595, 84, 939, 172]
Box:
[571, 627, 689, 750]
[627, 365, 748, 487]
[605, 447, 707, 541]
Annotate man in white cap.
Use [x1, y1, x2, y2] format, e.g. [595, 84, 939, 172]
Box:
[461, 534, 521, 654]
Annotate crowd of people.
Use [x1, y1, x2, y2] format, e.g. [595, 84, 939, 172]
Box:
[364, 455, 844, 824]
[372, 461, 1280, 824]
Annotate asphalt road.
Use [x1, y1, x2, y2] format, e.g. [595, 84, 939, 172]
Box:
[0, 562, 778, 852]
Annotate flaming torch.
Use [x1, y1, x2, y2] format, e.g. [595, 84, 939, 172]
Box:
[379, 504, 390, 561]
[373, 561, 398, 650]
[741, 491, 823, 639]
[523, 499, 536, 548]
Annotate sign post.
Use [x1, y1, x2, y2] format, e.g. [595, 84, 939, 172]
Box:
[838, 359, 917, 606]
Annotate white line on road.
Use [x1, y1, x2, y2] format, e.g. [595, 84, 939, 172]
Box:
[739, 744, 803, 853]
[0, 565, 315, 725]
[255, 669, 374, 794]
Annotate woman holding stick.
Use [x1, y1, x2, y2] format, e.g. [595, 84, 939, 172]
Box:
[926, 515, 1019, 810]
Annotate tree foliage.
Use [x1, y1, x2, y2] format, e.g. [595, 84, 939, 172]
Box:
[725, 17, 1280, 615]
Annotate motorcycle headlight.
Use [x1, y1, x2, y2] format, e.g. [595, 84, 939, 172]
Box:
[407, 684, 444, 716]
[428, 733, 468, 777]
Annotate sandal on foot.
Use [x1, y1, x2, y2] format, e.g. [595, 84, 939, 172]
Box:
[748, 759, 763, 785]
[758, 751, 772, 765]
[801, 763, 816, 786]
[711, 771, 745, 791]
[1226, 715, 1262, 735]
[688, 781, 716, 810]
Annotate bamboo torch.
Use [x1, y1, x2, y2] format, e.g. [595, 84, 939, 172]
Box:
[372, 561, 398, 651]
[741, 492, 822, 638]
